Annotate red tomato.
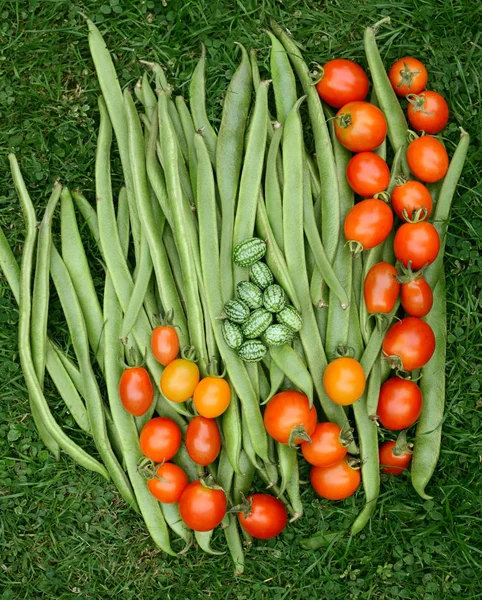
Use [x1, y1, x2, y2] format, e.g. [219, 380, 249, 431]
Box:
[119, 366, 154, 417]
[382, 317, 436, 371]
[151, 325, 179, 366]
[363, 262, 400, 314]
[377, 378, 423, 430]
[406, 136, 449, 183]
[178, 480, 226, 532]
[147, 462, 188, 504]
[263, 390, 317, 445]
[391, 180, 433, 222]
[394, 221, 440, 270]
[388, 57, 428, 97]
[344, 199, 394, 250]
[316, 58, 369, 108]
[193, 377, 231, 418]
[379, 441, 412, 475]
[346, 152, 390, 197]
[160, 358, 200, 402]
[401, 277, 433, 317]
[301, 422, 348, 467]
[323, 357, 366, 406]
[185, 417, 221, 466]
[139, 417, 182, 463]
[310, 458, 361, 500]
[407, 91, 449, 135]
[238, 494, 288, 539]
[334, 101, 387, 152]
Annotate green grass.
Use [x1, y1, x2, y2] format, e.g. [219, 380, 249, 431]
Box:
[1, 0, 482, 598]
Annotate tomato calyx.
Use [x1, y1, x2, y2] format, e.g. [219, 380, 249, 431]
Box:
[121, 340, 147, 370]
[401, 206, 429, 223]
[392, 430, 413, 457]
[137, 456, 158, 479]
[288, 425, 312, 447]
[339, 423, 355, 448]
[336, 112, 353, 129]
[395, 260, 428, 284]
[199, 474, 224, 492]
[345, 239, 365, 257]
[346, 455, 361, 470]
[230, 493, 253, 517]
[206, 355, 227, 379]
[334, 344, 355, 359]
[397, 63, 424, 92]
[181, 345, 199, 363]
[309, 62, 324, 85]
[407, 129, 420, 143]
[374, 190, 391, 203]
[406, 93, 435, 115]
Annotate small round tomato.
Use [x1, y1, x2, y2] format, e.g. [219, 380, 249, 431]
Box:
[377, 378, 423, 430]
[263, 390, 317, 445]
[151, 325, 179, 366]
[379, 440, 412, 475]
[139, 417, 182, 463]
[406, 136, 449, 183]
[391, 180, 433, 222]
[382, 317, 436, 371]
[323, 357, 366, 406]
[407, 91, 449, 135]
[301, 422, 348, 467]
[346, 152, 390, 197]
[119, 366, 154, 417]
[334, 101, 387, 152]
[147, 462, 188, 504]
[363, 262, 400, 314]
[316, 58, 369, 108]
[178, 480, 226, 532]
[310, 458, 361, 500]
[185, 417, 221, 466]
[193, 377, 231, 418]
[401, 277, 433, 317]
[344, 199, 393, 251]
[160, 358, 200, 402]
[388, 57, 428, 97]
[394, 221, 440, 270]
[238, 494, 288, 539]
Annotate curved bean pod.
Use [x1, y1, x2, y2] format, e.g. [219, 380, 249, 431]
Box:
[222, 387, 242, 475]
[265, 122, 284, 251]
[277, 443, 296, 497]
[233, 450, 255, 505]
[175, 95, 198, 195]
[285, 453, 303, 521]
[71, 191, 101, 249]
[160, 502, 193, 554]
[267, 31, 297, 124]
[190, 45, 217, 164]
[269, 344, 313, 406]
[224, 514, 245, 575]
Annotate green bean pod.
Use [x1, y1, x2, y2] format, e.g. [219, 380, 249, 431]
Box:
[160, 502, 193, 554]
[175, 95, 198, 195]
[369, 88, 387, 160]
[241, 410, 263, 470]
[285, 453, 303, 521]
[194, 530, 225, 556]
[233, 450, 256, 505]
[190, 45, 217, 164]
[365, 359, 381, 418]
[265, 122, 284, 251]
[117, 187, 130, 259]
[265, 357, 285, 403]
[258, 362, 271, 402]
[224, 514, 245, 575]
[162, 223, 188, 312]
[277, 443, 296, 497]
[269, 344, 313, 406]
[217, 447, 235, 496]
[71, 191, 101, 249]
[360, 299, 400, 378]
[222, 387, 242, 474]
[267, 31, 297, 124]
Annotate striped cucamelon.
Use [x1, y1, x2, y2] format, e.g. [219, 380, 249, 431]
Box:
[263, 284, 286, 312]
[263, 324, 295, 346]
[222, 319, 244, 349]
[276, 305, 303, 332]
[241, 308, 273, 339]
[223, 299, 250, 323]
[233, 237, 267, 268]
[249, 261, 273, 289]
[236, 280, 263, 309]
[237, 339, 267, 362]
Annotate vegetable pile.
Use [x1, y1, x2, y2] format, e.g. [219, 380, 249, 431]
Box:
[0, 16, 469, 573]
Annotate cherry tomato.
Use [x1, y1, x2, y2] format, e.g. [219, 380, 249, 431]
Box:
[394, 221, 440, 270]
[139, 417, 182, 463]
[379, 441, 412, 475]
[119, 366, 154, 417]
[401, 277, 433, 317]
[185, 416, 221, 466]
[316, 58, 369, 108]
[310, 458, 361, 500]
[391, 180, 433, 222]
[382, 317, 436, 371]
[334, 101, 387, 152]
[323, 357, 366, 406]
[151, 325, 179, 366]
[178, 480, 226, 532]
[388, 57, 428, 97]
[238, 494, 288, 539]
[363, 262, 400, 314]
[263, 390, 317, 445]
[160, 358, 200, 402]
[407, 91, 449, 135]
[301, 422, 348, 467]
[193, 377, 231, 418]
[344, 199, 393, 250]
[406, 136, 449, 183]
[346, 152, 390, 197]
[147, 462, 188, 504]
[377, 378, 423, 430]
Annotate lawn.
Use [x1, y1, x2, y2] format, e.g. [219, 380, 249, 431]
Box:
[1, 0, 481, 598]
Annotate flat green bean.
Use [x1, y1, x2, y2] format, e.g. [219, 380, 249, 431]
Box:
[265, 123, 284, 251]
[277, 443, 296, 497]
[267, 31, 297, 124]
[190, 45, 217, 164]
[71, 191, 101, 249]
[269, 344, 313, 405]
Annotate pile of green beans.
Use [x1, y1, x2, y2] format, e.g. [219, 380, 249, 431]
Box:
[1, 17, 468, 571]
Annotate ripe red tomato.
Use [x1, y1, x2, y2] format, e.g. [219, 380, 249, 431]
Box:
[391, 180, 433, 222]
[323, 357, 366, 406]
[160, 358, 200, 402]
[401, 277, 433, 317]
[139, 417, 182, 463]
[310, 458, 361, 500]
[193, 377, 231, 418]
[382, 317, 436, 371]
[394, 221, 440, 270]
[178, 480, 226, 532]
[119, 366, 154, 417]
[377, 378, 423, 430]
[263, 390, 317, 445]
[185, 416, 221, 466]
[316, 58, 369, 108]
[238, 494, 288, 539]
[346, 152, 390, 197]
[363, 262, 400, 314]
[301, 422, 348, 467]
[406, 136, 449, 183]
[151, 325, 179, 366]
[344, 199, 393, 250]
[407, 91, 449, 135]
[379, 440, 412, 475]
[147, 462, 188, 504]
[334, 101, 387, 152]
[388, 57, 428, 97]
